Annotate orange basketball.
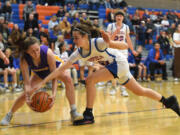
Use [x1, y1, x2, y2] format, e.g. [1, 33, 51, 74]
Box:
[30, 91, 53, 112]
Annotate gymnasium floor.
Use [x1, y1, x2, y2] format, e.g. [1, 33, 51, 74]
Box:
[0, 79, 180, 135]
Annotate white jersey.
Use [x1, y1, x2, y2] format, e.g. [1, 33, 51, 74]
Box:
[60, 51, 69, 62]
[69, 38, 126, 64]
[107, 23, 129, 58]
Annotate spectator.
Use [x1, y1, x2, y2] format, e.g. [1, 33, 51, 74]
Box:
[56, 6, 65, 21]
[88, 0, 99, 10]
[137, 21, 146, 46]
[148, 42, 167, 81]
[0, 22, 10, 42]
[59, 16, 71, 38]
[143, 9, 150, 21]
[24, 13, 39, 33]
[52, 25, 61, 36]
[128, 50, 138, 79]
[145, 18, 155, 44]
[161, 15, 170, 30]
[150, 11, 158, 23]
[157, 30, 171, 55]
[40, 33, 54, 51]
[81, 12, 89, 21]
[173, 24, 180, 81]
[13, 57, 22, 89]
[93, 19, 99, 28]
[48, 15, 58, 32]
[167, 23, 176, 37]
[1, 1, 12, 22]
[54, 35, 68, 56]
[119, 0, 128, 8]
[104, 0, 112, 9]
[69, 5, 77, 17]
[23, 0, 35, 21]
[134, 46, 147, 81]
[0, 33, 6, 50]
[11, 24, 22, 33]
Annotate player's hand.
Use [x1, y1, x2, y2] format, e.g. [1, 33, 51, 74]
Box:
[100, 30, 110, 44]
[3, 57, 9, 65]
[132, 50, 138, 56]
[48, 95, 55, 108]
[25, 91, 32, 106]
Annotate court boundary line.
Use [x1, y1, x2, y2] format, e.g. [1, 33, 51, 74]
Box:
[0, 108, 168, 130]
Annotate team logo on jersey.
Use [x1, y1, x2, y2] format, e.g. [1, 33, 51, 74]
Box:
[87, 56, 104, 62]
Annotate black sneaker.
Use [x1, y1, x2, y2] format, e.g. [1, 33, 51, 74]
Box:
[163, 95, 180, 116]
[73, 111, 94, 125]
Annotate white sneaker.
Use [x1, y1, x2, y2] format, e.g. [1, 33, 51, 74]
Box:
[121, 87, 129, 97]
[109, 88, 116, 95]
[0, 112, 13, 126]
[70, 110, 83, 122]
[174, 78, 179, 81]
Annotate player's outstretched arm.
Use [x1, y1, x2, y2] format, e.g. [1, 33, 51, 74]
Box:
[33, 61, 73, 92]
[100, 30, 128, 50]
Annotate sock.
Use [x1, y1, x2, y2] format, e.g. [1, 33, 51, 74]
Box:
[4, 84, 8, 88]
[8, 111, 13, 116]
[70, 104, 77, 111]
[13, 83, 17, 88]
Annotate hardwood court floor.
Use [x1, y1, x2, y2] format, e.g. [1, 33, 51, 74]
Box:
[0, 80, 180, 135]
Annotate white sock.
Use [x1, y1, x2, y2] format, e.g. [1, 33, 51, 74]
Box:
[13, 83, 17, 88]
[4, 84, 8, 88]
[72, 68, 78, 84]
[70, 104, 77, 111]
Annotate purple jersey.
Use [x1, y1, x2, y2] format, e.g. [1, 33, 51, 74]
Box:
[24, 45, 62, 79]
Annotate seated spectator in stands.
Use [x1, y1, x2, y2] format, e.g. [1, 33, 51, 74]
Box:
[39, 27, 47, 39]
[1, 48, 21, 92]
[1, 1, 12, 22]
[23, 0, 35, 21]
[0, 22, 10, 42]
[119, 0, 128, 8]
[64, 12, 72, 24]
[81, 12, 89, 21]
[71, 12, 80, 24]
[137, 21, 146, 46]
[167, 23, 176, 37]
[11, 24, 22, 33]
[0, 33, 6, 50]
[48, 15, 58, 32]
[167, 10, 178, 25]
[56, 6, 65, 21]
[0, 17, 5, 29]
[143, 9, 150, 21]
[122, 7, 133, 31]
[104, 0, 112, 9]
[26, 28, 37, 37]
[69, 4, 77, 17]
[52, 25, 61, 36]
[150, 11, 158, 23]
[145, 18, 155, 44]
[156, 11, 164, 23]
[131, 10, 141, 34]
[157, 30, 171, 55]
[148, 42, 167, 81]
[13, 57, 22, 89]
[107, 9, 115, 23]
[93, 19, 99, 28]
[128, 50, 138, 79]
[59, 16, 71, 38]
[134, 46, 147, 81]
[40, 33, 55, 51]
[161, 15, 170, 30]
[24, 13, 39, 35]
[55, 35, 68, 56]
[88, 0, 99, 10]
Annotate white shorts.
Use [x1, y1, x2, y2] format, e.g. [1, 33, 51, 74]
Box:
[105, 60, 133, 85]
[78, 60, 94, 67]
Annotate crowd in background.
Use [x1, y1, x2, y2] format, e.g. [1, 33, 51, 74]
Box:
[0, 0, 180, 92]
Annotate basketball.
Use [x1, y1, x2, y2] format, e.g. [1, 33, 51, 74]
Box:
[29, 91, 53, 112]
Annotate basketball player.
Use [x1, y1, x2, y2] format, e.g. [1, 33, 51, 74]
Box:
[107, 11, 137, 97]
[0, 32, 82, 125]
[31, 19, 180, 125]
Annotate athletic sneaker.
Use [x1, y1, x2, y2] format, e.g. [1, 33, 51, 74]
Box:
[109, 88, 116, 95]
[163, 95, 180, 116]
[70, 110, 83, 122]
[121, 87, 129, 97]
[73, 111, 94, 126]
[0, 112, 13, 126]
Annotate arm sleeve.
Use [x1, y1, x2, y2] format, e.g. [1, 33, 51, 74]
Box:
[95, 38, 109, 51]
[68, 50, 82, 63]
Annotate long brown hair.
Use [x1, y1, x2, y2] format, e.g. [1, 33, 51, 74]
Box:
[73, 18, 101, 38]
[10, 31, 40, 57]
